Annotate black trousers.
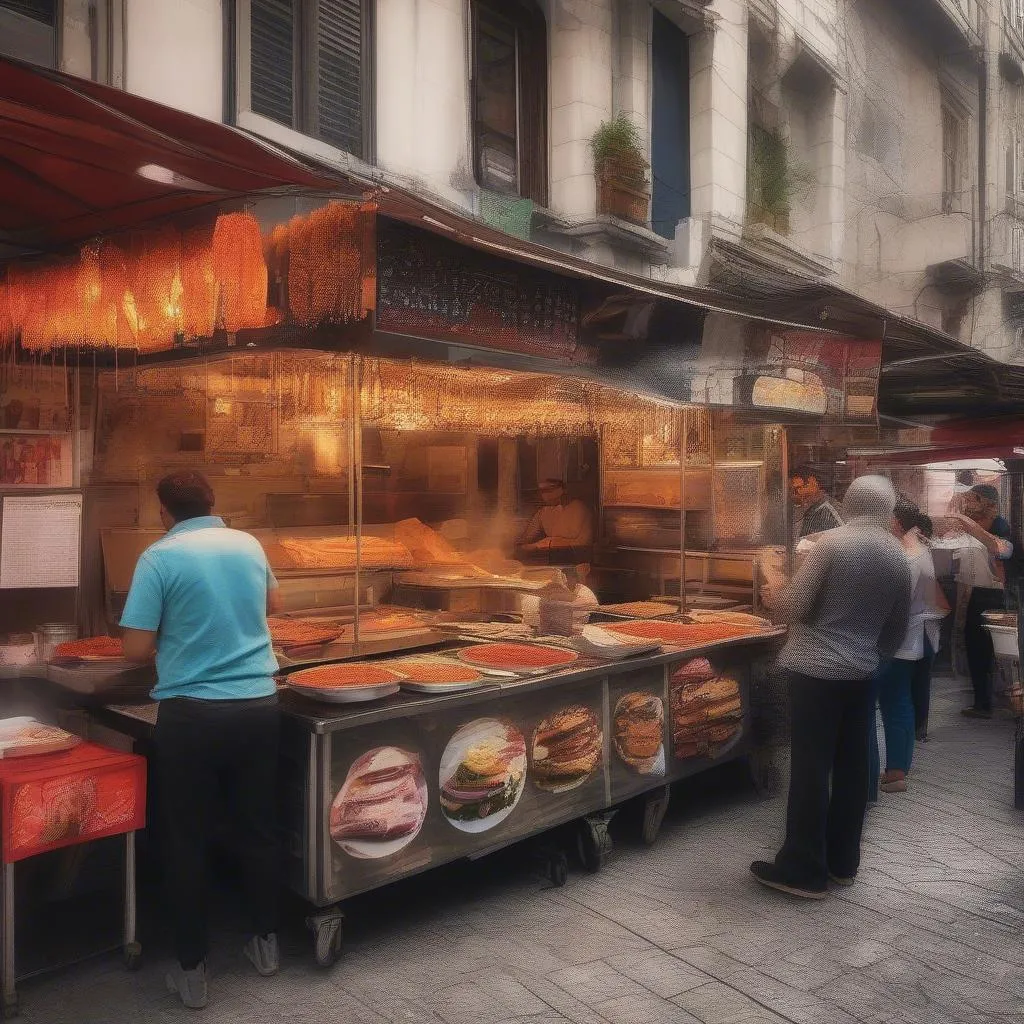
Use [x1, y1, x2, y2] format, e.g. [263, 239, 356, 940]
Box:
[775, 672, 874, 888]
[154, 695, 281, 969]
[909, 639, 935, 736]
[965, 588, 1006, 712]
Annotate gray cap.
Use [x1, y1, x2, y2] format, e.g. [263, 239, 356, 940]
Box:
[843, 474, 896, 522]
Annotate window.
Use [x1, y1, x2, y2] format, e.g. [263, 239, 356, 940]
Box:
[0, 0, 57, 67]
[941, 100, 965, 214]
[471, 0, 547, 206]
[237, 0, 372, 160]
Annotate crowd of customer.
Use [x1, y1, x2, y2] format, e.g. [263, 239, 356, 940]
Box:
[753, 467, 1016, 900]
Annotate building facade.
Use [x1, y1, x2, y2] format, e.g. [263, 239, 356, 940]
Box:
[2, 0, 1024, 363]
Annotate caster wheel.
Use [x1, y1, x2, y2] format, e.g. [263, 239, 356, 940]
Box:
[307, 912, 344, 968]
[124, 941, 143, 972]
[576, 813, 614, 873]
[549, 852, 568, 887]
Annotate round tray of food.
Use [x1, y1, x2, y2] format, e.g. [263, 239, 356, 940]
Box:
[603, 619, 755, 647]
[455, 642, 579, 675]
[388, 658, 487, 694]
[283, 662, 404, 703]
[50, 636, 125, 663]
[267, 617, 344, 649]
[596, 601, 679, 619]
[572, 624, 663, 660]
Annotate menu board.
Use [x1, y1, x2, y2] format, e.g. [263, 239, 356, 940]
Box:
[376, 221, 587, 364]
[0, 493, 82, 589]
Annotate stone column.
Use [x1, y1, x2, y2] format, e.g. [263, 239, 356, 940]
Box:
[549, 0, 615, 222]
[688, 0, 749, 232]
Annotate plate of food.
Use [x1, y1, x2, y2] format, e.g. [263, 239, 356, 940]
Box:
[50, 636, 125, 662]
[284, 662, 404, 703]
[389, 658, 487, 694]
[329, 746, 429, 859]
[603, 619, 753, 647]
[531, 705, 603, 793]
[573, 625, 662, 660]
[267, 617, 344, 648]
[456, 642, 579, 675]
[597, 601, 679, 619]
[439, 718, 527, 832]
[0, 718, 82, 758]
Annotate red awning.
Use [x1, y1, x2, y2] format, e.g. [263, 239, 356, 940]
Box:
[0, 56, 355, 256]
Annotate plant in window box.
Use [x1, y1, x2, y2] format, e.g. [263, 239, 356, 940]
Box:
[746, 125, 815, 236]
[591, 114, 650, 226]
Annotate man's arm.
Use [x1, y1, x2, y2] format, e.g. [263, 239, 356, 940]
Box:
[765, 538, 831, 623]
[518, 510, 545, 548]
[267, 586, 283, 616]
[122, 628, 157, 663]
[119, 554, 163, 663]
[945, 513, 1013, 559]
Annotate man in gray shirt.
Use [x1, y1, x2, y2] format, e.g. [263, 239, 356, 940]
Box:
[752, 475, 911, 899]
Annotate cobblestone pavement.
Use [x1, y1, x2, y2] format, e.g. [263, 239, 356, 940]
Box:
[17, 675, 1024, 1024]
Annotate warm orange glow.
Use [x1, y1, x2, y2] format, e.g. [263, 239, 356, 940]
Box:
[3, 213, 273, 353]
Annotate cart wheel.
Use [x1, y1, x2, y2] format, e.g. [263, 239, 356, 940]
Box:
[123, 942, 143, 972]
[576, 812, 614, 873]
[549, 851, 569, 888]
[641, 786, 670, 846]
[1, 992, 19, 1019]
[306, 912, 344, 968]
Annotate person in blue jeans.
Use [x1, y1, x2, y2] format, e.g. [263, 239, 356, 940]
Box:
[870, 498, 946, 796]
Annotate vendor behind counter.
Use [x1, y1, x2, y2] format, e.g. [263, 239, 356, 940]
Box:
[516, 478, 594, 565]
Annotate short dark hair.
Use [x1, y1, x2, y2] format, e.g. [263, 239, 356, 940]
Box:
[790, 463, 828, 487]
[157, 471, 215, 522]
[969, 484, 1000, 509]
[894, 495, 924, 534]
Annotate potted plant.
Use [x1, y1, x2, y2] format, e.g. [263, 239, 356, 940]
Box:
[747, 125, 815, 235]
[591, 114, 650, 226]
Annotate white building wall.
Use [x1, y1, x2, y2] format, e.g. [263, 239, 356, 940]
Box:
[123, 0, 224, 122]
[375, 0, 471, 209]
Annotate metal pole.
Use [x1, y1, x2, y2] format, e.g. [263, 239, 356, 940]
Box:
[124, 831, 137, 946]
[678, 408, 687, 613]
[780, 426, 793, 580]
[353, 355, 363, 653]
[348, 356, 357, 648]
[2, 860, 15, 1013]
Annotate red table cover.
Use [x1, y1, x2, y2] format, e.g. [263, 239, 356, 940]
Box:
[0, 743, 146, 863]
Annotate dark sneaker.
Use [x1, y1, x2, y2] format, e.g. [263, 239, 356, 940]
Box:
[244, 933, 280, 977]
[828, 872, 855, 887]
[749, 861, 827, 900]
[915, 726, 928, 742]
[166, 963, 208, 1010]
[961, 707, 993, 719]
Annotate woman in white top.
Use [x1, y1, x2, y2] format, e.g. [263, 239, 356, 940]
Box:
[869, 498, 948, 794]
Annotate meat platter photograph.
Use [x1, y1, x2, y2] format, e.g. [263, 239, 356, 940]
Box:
[669, 659, 744, 761]
[329, 747, 429, 859]
[439, 718, 527, 833]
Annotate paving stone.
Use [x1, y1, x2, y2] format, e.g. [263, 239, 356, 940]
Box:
[611, 949, 711, 999]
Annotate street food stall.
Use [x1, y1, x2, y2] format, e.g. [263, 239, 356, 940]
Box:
[0, 184, 894, 967]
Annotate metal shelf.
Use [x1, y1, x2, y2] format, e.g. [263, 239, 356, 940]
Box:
[0, 428, 69, 435]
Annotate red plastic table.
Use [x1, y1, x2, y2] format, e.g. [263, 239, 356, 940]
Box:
[0, 742, 146, 1017]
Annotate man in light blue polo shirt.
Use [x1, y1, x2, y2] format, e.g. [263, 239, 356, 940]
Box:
[121, 470, 282, 1009]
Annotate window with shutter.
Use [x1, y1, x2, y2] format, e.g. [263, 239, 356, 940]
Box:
[238, 0, 370, 161]
[471, 0, 548, 206]
[250, 0, 296, 129]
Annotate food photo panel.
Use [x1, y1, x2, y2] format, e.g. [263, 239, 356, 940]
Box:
[607, 666, 668, 803]
[666, 655, 750, 780]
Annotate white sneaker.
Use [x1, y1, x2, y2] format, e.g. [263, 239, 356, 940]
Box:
[166, 962, 208, 1010]
[243, 933, 280, 977]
